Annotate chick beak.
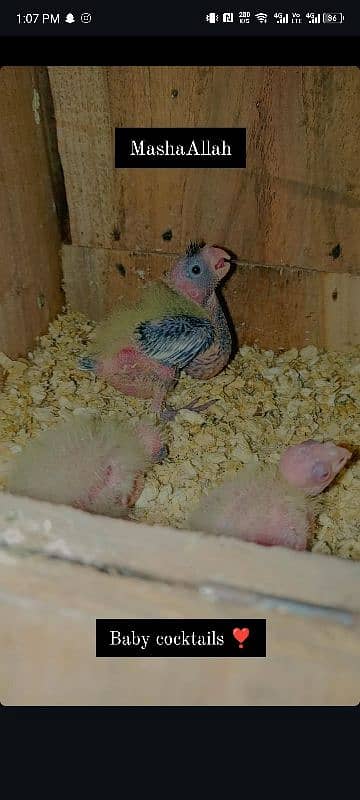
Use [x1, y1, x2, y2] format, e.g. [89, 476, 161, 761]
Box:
[207, 245, 232, 272]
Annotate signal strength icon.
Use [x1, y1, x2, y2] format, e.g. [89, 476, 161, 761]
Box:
[274, 12, 289, 23]
[306, 12, 321, 23]
[255, 12, 268, 22]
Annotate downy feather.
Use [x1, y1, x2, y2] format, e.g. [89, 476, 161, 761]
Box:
[189, 466, 309, 540]
[7, 415, 149, 507]
[88, 282, 210, 359]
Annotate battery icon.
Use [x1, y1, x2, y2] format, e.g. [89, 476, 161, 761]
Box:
[322, 12, 344, 23]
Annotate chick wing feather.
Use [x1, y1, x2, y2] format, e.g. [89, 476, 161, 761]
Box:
[135, 314, 215, 369]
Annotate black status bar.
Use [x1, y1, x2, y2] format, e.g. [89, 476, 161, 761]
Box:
[3, 7, 360, 36]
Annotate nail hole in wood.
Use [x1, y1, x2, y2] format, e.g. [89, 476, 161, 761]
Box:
[111, 226, 121, 241]
[330, 243, 341, 259]
[37, 293, 46, 309]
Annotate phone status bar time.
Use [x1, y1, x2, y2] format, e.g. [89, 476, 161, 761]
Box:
[16, 11, 93, 24]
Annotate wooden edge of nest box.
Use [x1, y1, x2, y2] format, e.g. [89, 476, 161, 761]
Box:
[0, 491, 359, 706]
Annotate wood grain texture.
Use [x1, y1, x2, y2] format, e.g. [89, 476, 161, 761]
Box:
[0, 547, 359, 704]
[1, 494, 358, 704]
[0, 68, 64, 358]
[62, 244, 176, 321]
[1, 492, 359, 612]
[49, 67, 360, 271]
[62, 244, 360, 350]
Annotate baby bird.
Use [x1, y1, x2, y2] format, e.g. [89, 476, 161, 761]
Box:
[79, 241, 232, 420]
[7, 415, 166, 518]
[189, 440, 351, 551]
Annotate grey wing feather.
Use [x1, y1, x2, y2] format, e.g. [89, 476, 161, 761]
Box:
[135, 315, 215, 369]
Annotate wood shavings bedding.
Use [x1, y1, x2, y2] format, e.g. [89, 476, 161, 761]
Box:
[0, 311, 359, 559]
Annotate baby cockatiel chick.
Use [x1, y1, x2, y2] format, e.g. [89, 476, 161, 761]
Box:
[189, 440, 351, 551]
[7, 416, 166, 518]
[78, 241, 232, 420]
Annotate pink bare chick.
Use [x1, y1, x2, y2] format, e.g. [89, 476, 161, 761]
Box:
[189, 440, 351, 551]
[7, 415, 166, 518]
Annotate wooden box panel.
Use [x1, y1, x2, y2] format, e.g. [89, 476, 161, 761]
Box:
[48, 66, 360, 349]
[48, 66, 360, 271]
[0, 67, 63, 357]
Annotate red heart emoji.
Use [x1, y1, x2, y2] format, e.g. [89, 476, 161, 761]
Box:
[233, 627, 250, 648]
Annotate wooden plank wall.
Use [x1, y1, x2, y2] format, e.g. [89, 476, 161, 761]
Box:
[48, 67, 360, 350]
[1, 492, 359, 705]
[0, 68, 64, 358]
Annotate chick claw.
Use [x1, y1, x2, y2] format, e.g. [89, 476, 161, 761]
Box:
[159, 397, 219, 422]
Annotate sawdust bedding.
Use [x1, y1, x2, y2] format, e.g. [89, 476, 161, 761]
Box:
[0, 309, 359, 560]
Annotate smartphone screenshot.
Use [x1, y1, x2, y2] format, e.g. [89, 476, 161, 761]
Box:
[0, 4, 359, 712]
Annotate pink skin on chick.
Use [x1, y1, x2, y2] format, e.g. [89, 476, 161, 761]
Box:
[77, 459, 145, 511]
[279, 440, 351, 496]
[133, 421, 168, 464]
[96, 348, 177, 406]
[165, 244, 231, 305]
[74, 457, 139, 512]
[72, 422, 167, 515]
[189, 440, 352, 551]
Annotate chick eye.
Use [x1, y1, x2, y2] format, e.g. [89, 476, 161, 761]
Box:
[191, 264, 201, 275]
[311, 462, 331, 481]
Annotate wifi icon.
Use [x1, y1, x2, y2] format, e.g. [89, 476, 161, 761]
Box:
[255, 12, 268, 22]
